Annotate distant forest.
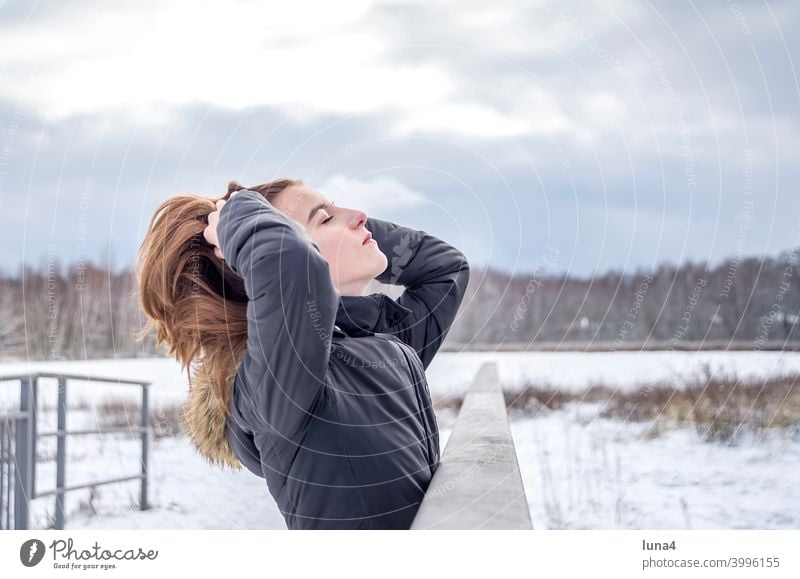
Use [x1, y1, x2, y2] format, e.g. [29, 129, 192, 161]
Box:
[2, 245, 798, 360]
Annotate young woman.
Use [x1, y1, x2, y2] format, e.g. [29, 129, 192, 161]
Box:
[136, 178, 470, 529]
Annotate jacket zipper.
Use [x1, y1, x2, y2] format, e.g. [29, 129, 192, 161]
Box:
[394, 339, 437, 469]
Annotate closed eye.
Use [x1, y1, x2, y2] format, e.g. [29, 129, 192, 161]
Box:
[322, 215, 333, 224]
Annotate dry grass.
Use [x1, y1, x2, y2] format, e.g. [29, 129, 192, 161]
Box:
[594, 364, 800, 442]
[439, 363, 800, 443]
[433, 383, 573, 414]
[96, 398, 184, 439]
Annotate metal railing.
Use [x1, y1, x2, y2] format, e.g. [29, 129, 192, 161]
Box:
[411, 362, 533, 529]
[0, 371, 151, 530]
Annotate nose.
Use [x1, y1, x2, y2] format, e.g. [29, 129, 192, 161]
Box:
[350, 209, 367, 229]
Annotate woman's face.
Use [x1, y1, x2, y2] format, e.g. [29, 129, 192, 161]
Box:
[271, 184, 388, 296]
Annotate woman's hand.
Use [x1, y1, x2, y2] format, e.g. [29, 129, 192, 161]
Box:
[204, 191, 239, 260]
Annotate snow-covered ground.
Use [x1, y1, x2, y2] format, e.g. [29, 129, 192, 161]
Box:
[428, 349, 800, 395]
[509, 405, 799, 529]
[1, 352, 798, 529]
[3, 350, 797, 410]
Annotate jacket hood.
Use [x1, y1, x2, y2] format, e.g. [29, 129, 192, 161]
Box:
[183, 293, 413, 470]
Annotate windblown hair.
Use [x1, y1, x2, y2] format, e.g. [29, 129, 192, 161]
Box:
[135, 177, 303, 437]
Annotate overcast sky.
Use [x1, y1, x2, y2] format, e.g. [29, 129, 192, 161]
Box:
[1, 0, 798, 278]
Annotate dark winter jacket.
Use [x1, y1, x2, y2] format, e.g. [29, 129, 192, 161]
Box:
[184, 189, 469, 529]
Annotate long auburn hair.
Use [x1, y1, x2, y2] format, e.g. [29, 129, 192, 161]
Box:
[135, 177, 303, 420]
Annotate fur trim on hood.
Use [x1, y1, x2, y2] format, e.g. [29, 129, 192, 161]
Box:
[182, 361, 243, 471]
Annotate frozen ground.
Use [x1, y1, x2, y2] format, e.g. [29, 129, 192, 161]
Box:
[1, 352, 798, 530]
[2, 349, 798, 410]
[509, 404, 800, 530]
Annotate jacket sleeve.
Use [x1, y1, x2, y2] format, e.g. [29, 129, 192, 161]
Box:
[366, 216, 470, 369]
[217, 190, 339, 442]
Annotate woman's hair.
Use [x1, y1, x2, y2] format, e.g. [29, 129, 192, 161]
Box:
[135, 177, 303, 420]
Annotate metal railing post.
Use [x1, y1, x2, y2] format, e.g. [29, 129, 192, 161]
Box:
[14, 375, 33, 530]
[140, 383, 149, 511]
[1, 418, 7, 529]
[55, 376, 67, 530]
[30, 375, 38, 498]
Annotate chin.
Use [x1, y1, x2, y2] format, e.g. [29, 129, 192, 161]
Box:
[375, 250, 388, 274]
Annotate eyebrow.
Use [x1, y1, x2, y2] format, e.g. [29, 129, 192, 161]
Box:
[307, 201, 334, 224]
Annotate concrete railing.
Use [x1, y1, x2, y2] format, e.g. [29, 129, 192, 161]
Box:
[411, 361, 533, 529]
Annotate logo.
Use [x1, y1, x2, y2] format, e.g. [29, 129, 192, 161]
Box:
[20, 539, 46, 567]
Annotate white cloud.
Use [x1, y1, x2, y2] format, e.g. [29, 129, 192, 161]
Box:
[314, 174, 428, 212]
[394, 82, 577, 138]
[0, 0, 792, 150]
[1, 0, 452, 120]
[0, 0, 582, 141]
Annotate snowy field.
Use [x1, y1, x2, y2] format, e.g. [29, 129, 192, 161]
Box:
[1, 351, 798, 530]
[2, 349, 799, 410]
[510, 405, 799, 529]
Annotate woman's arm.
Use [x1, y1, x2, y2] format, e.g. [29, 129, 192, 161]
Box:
[217, 190, 339, 442]
[366, 216, 470, 369]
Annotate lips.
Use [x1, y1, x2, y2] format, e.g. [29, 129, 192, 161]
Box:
[362, 232, 373, 245]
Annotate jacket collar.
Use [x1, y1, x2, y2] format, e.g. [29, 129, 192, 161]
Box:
[334, 293, 413, 337]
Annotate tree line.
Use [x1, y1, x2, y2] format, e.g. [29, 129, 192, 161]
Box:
[1, 245, 798, 360]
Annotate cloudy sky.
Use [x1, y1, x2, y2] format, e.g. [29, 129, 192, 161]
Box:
[1, 0, 798, 278]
